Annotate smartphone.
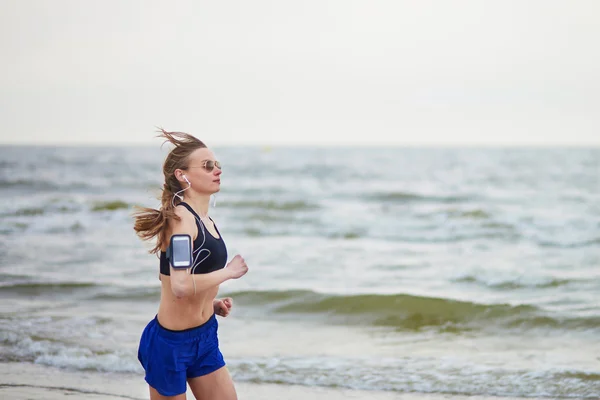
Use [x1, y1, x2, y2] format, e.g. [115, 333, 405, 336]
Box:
[169, 234, 192, 269]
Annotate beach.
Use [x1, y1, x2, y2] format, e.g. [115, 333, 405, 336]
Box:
[1, 362, 532, 400]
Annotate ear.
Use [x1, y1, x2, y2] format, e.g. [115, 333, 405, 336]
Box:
[174, 169, 186, 183]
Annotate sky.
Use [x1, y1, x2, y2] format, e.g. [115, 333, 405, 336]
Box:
[0, 0, 599, 146]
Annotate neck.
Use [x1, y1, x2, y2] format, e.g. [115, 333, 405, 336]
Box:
[182, 192, 211, 217]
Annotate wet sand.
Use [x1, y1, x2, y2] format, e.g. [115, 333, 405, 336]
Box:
[0, 362, 529, 400]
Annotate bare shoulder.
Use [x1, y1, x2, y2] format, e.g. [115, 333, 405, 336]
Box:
[168, 204, 198, 239]
[173, 204, 193, 220]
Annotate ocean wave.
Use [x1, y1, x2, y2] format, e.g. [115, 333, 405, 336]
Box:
[222, 200, 319, 211]
[3, 340, 599, 397]
[537, 237, 600, 249]
[0, 282, 98, 295]
[91, 200, 130, 212]
[417, 208, 493, 220]
[0, 175, 107, 192]
[0, 281, 97, 289]
[455, 275, 573, 290]
[327, 231, 362, 239]
[238, 226, 364, 239]
[0, 281, 162, 302]
[43, 222, 86, 234]
[229, 356, 600, 398]
[0, 199, 130, 226]
[447, 209, 491, 219]
[0, 160, 17, 168]
[389, 231, 519, 243]
[245, 213, 319, 225]
[0, 331, 140, 373]
[0, 203, 82, 219]
[0, 222, 29, 234]
[0, 273, 32, 283]
[34, 350, 141, 373]
[8, 207, 45, 217]
[90, 287, 160, 301]
[231, 226, 516, 242]
[226, 289, 600, 333]
[367, 191, 470, 204]
[481, 221, 516, 230]
[0, 179, 60, 191]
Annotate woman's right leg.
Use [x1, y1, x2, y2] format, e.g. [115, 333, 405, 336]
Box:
[149, 385, 187, 400]
[140, 318, 188, 399]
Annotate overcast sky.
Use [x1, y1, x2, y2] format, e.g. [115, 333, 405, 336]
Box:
[1, 0, 598, 146]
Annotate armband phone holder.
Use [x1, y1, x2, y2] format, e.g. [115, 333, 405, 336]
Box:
[166, 234, 192, 269]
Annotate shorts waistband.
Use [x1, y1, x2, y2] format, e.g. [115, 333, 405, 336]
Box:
[154, 314, 217, 341]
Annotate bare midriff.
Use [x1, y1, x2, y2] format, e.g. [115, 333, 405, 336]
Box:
[156, 275, 219, 330]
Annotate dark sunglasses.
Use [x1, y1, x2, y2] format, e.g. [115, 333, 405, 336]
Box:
[189, 160, 222, 172]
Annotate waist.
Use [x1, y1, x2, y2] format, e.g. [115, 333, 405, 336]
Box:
[157, 281, 219, 329]
[154, 313, 217, 341]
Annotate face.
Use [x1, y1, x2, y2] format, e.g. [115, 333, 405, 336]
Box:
[177, 148, 222, 194]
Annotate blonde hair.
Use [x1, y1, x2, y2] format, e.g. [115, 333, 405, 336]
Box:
[133, 129, 206, 254]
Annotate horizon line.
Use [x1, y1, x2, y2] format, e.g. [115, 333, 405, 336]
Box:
[1, 141, 599, 149]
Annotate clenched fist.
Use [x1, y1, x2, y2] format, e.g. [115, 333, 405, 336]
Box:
[226, 255, 248, 279]
[214, 297, 233, 317]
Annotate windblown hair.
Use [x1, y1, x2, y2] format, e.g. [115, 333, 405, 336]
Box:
[133, 129, 207, 254]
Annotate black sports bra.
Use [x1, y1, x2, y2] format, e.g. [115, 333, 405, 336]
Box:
[160, 202, 228, 275]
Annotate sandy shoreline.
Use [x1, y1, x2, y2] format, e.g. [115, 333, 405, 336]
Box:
[0, 361, 532, 400]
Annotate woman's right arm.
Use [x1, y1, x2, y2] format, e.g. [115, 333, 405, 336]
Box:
[167, 207, 248, 298]
[171, 257, 248, 298]
[171, 266, 234, 298]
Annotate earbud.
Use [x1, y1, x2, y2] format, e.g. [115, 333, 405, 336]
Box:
[172, 174, 191, 207]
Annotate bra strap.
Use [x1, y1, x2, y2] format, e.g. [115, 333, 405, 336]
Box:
[176, 202, 202, 235]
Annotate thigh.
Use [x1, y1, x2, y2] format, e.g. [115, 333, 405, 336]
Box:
[188, 366, 237, 400]
[149, 385, 187, 400]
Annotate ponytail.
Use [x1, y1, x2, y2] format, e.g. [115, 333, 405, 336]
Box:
[132, 129, 206, 254]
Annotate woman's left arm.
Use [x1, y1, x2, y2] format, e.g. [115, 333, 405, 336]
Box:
[214, 297, 233, 317]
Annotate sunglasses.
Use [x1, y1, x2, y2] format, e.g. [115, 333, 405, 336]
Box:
[189, 160, 222, 172]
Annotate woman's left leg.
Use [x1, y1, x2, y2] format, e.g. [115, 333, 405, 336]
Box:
[187, 366, 237, 400]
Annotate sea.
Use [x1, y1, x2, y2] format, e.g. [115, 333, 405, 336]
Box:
[0, 145, 599, 398]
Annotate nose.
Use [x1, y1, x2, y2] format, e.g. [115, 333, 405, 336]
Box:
[214, 167, 222, 176]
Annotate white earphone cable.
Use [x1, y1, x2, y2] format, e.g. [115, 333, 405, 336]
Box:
[170, 175, 212, 295]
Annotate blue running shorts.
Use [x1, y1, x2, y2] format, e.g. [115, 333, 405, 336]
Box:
[137, 314, 226, 396]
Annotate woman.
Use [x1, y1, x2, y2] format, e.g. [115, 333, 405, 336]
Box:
[133, 129, 248, 399]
